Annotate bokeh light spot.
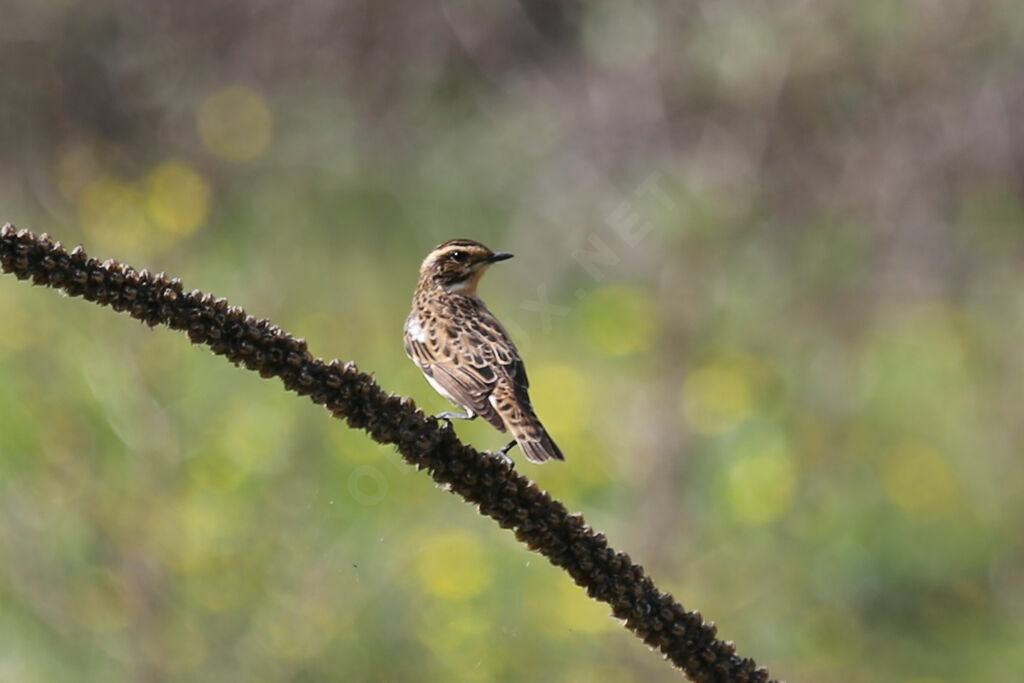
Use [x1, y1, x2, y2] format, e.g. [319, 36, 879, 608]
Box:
[881, 442, 960, 519]
[144, 161, 212, 236]
[532, 574, 617, 640]
[577, 285, 659, 357]
[189, 401, 293, 494]
[725, 443, 797, 525]
[858, 306, 974, 435]
[553, 578, 616, 634]
[415, 531, 492, 600]
[682, 356, 758, 435]
[77, 177, 148, 246]
[220, 404, 289, 473]
[529, 363, 591, 436]
[198, 86, 273, 162]
[151, 494, 238, 574]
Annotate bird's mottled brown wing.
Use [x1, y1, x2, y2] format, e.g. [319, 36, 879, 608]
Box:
[454, 299, 530, 393]
[404, 300, 513, 431]
[463, 307, 564, 462]
[406, 294, 564, 463]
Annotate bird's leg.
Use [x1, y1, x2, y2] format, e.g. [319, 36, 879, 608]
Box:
[435, 411, 476, 432]
[484, 439, 518, 468]
[436, 411, 476, 421]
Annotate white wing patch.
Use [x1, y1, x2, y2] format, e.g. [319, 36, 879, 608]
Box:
[405, 315, 428, 343]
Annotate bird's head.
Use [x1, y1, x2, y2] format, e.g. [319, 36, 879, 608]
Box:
[418, 239, 513, 295]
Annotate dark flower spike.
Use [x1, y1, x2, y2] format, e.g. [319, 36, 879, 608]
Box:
[0, 223, 774, 683]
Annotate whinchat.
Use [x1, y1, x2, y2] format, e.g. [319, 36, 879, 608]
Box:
[404, 239, 565, 463]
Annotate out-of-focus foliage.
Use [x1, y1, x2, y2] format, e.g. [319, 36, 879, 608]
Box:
[2, 1, 1023, 681]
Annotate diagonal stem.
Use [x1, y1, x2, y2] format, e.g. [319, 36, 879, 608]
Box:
[0, 223, 775, 682]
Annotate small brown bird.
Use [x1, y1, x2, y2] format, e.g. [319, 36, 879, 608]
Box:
[404, 239, 564, 463]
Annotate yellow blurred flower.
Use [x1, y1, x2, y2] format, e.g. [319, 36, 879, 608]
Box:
[190, 400, 292, 493]
[725, 431, 798, 525]
[77, 176, 148, 246]
[198, 85, 273, 162]
[528, 363, 591, 436]
[682, 356, 757, 435]
[415, 531, 492, 600]
[577, 285, 659, 357]
[881, 441, 960, 519]
[144, 160, 212, 236]
[553, 579, 616, 634]
[533, 574, 616, 638]
[150, 493, 240, 573]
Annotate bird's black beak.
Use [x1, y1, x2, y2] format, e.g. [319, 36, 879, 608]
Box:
[488, 252, 514, 263]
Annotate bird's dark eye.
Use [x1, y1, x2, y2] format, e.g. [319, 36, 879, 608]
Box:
[450, 251, 467, 263]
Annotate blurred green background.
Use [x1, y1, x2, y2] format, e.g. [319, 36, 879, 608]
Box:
[2, 2, 1024, 681]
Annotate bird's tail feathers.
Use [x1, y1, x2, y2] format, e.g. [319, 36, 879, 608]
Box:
[513, 421, 565, 463]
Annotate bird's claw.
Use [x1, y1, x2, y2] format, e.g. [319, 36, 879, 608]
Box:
[485, 449, 515, 469]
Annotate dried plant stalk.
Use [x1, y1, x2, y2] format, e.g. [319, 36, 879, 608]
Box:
[1, 223, 774, 682]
